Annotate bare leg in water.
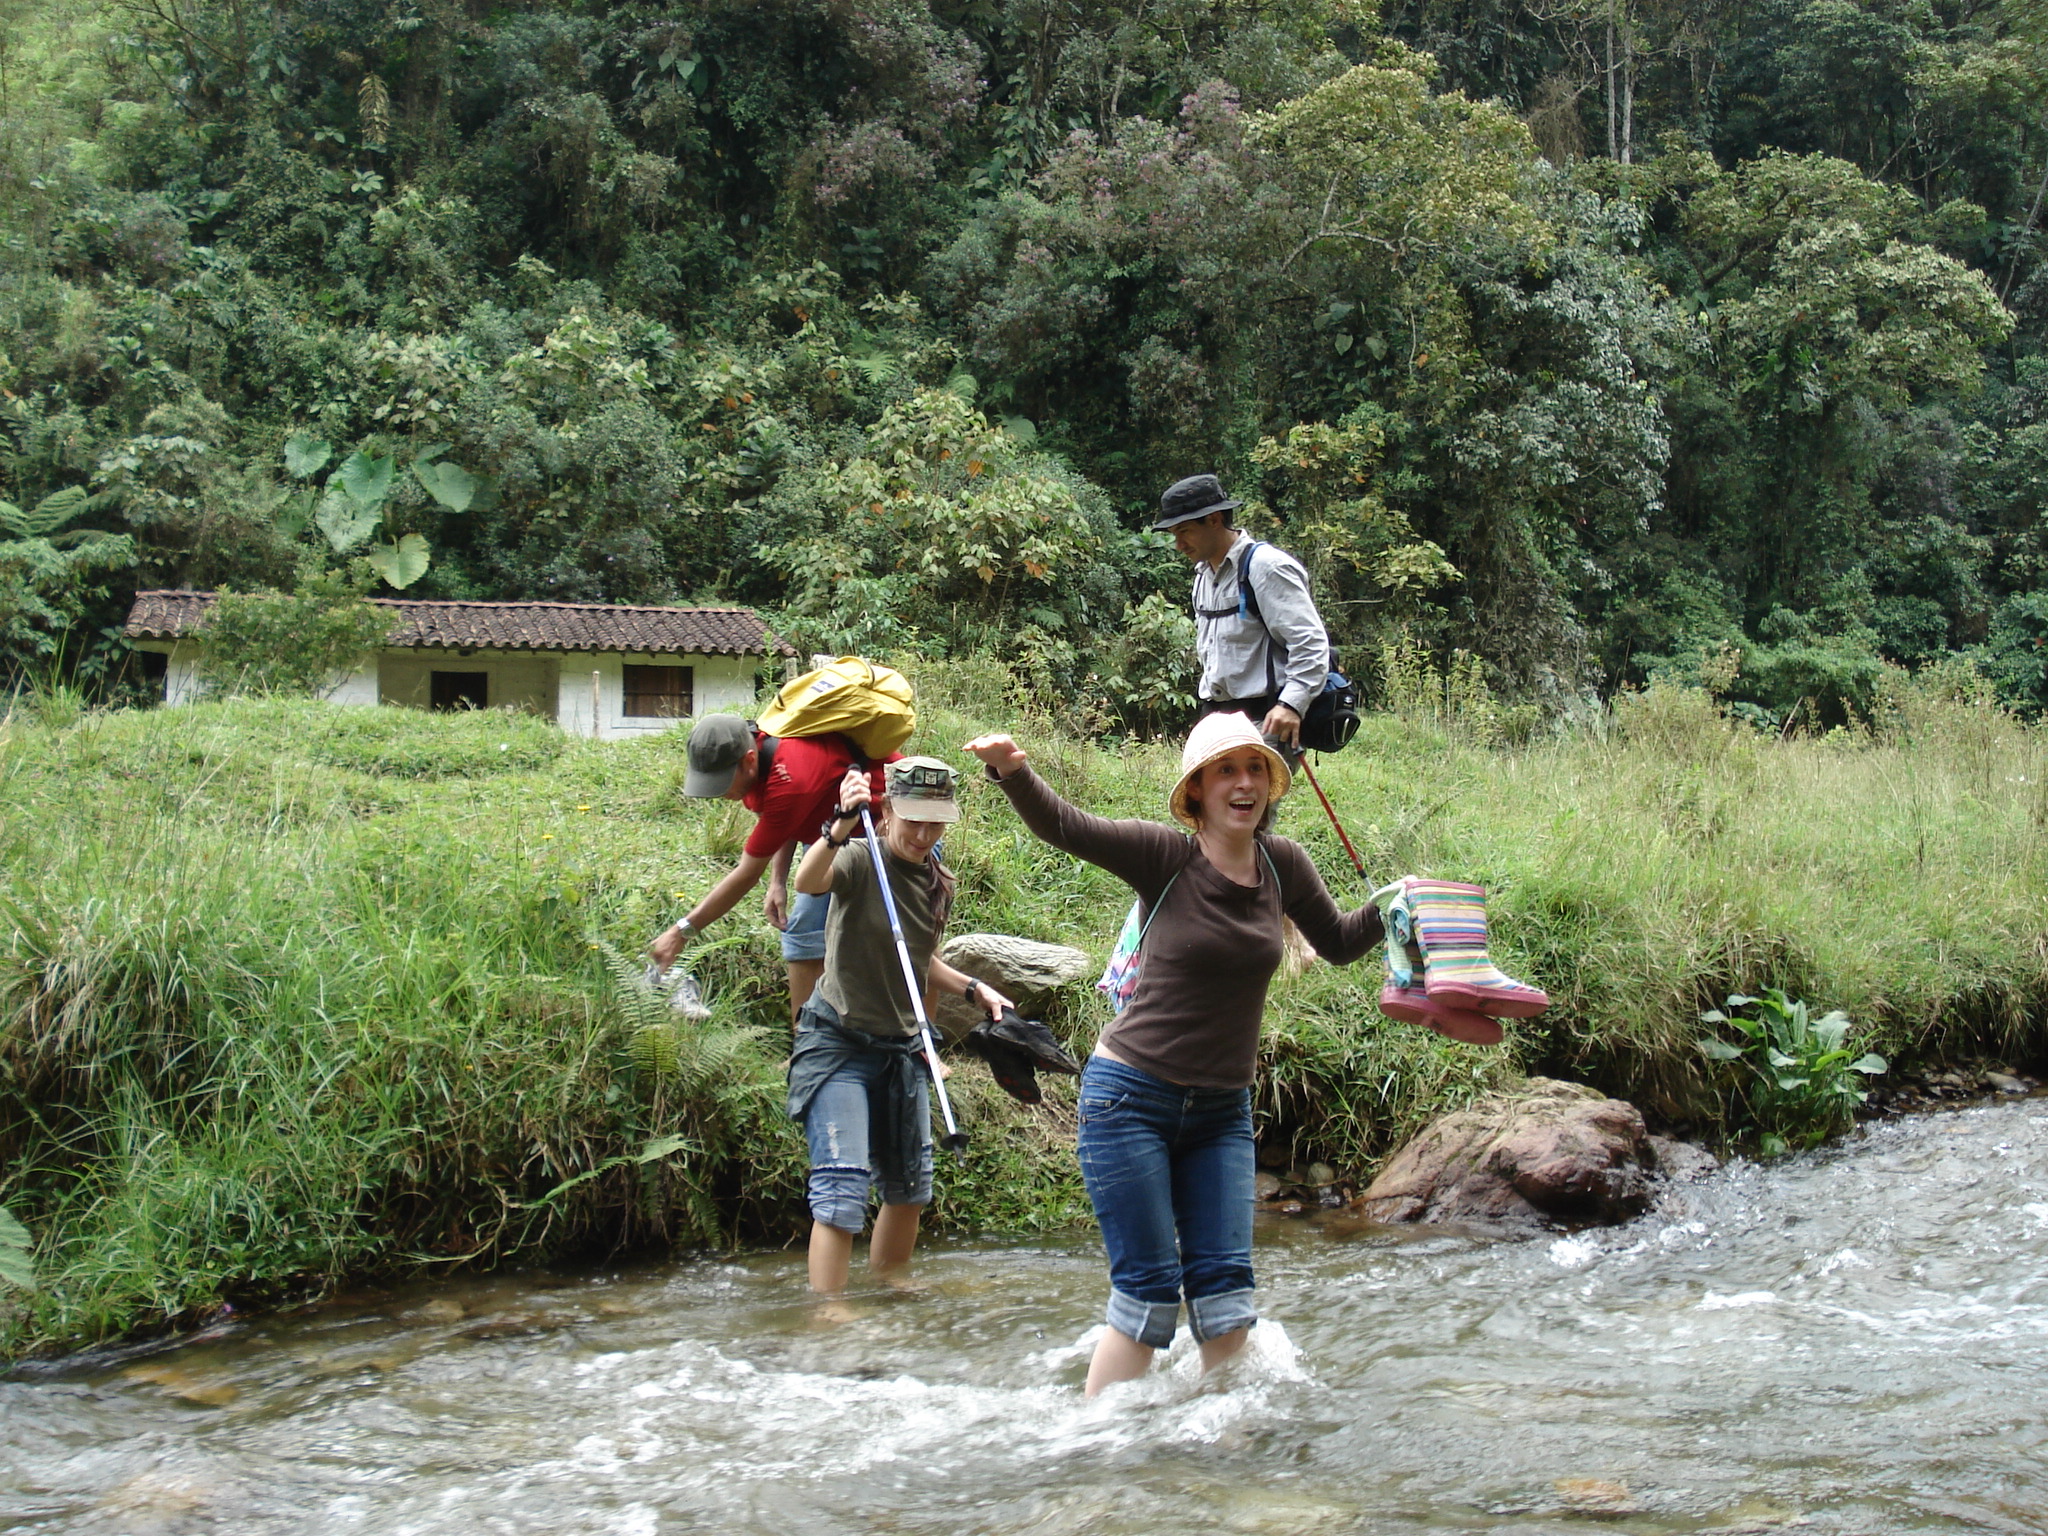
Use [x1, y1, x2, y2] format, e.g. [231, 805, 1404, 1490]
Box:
[808, 1203, 924, 1295]
[1084, 1324, 1247, 1396]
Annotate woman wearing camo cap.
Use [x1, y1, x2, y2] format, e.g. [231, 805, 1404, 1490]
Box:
[787, 755, 1013, 1294]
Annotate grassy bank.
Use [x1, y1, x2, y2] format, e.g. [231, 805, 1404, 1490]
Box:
[3, 672, 2045, 1357]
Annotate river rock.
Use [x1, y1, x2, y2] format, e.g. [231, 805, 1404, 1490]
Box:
[1357, 1078, 1660, 1227]
[1983, 1070, 2029, 1095]
[1648, 1134, 1720, 1183]
[928, 933, 1093, 1040]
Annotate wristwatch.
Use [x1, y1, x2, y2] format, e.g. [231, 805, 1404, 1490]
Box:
[963, 978, 983, 1003]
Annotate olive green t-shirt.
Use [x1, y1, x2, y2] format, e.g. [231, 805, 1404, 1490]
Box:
[815, 839, 940, 1038]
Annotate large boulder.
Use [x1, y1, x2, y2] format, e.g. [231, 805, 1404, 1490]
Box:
[1357, 1078, 1671, 1227]
[928, 933, 1095, 1041]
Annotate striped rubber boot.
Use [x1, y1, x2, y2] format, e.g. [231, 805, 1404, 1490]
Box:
[1379, 944, 1505, 1044]
[1374, 883, 1505, 1044]
[1407, 878, 1549, 1018]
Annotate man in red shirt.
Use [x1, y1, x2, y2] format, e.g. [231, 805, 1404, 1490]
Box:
[646, 714, 890, 1020]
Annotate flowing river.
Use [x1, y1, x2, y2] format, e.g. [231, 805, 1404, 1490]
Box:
[5, 1097, 2046, 1535]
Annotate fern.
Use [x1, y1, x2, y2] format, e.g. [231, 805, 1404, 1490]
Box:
[846, 347, 901, 385]
[593, 937, 767, 1090]
[0, 485, 89, 540]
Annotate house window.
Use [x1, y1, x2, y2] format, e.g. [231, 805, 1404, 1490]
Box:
[431, 671, 489, 711]
[624, 664, 693, 719]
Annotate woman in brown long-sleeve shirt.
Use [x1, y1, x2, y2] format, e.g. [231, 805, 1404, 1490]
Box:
[964, 712, 1382, 1395]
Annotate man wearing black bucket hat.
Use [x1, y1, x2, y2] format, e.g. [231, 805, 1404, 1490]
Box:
[1154, 473, 1330, 752]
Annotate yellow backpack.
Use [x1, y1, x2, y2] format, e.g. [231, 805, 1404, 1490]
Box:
[756, 656, 917, 761]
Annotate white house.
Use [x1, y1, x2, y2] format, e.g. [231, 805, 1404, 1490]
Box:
[124, 590, 793, 739]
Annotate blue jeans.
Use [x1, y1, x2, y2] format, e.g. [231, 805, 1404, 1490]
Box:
[798, 1028, 933, 1232]
[782, 884, 830, 962]
[1077, 1056, 1257, 1348]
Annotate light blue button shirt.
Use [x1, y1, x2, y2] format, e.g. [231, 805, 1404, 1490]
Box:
[1191, 531, 1330, 712]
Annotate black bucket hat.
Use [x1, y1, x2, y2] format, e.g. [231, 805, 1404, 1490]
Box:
[1150, 472, 1243, 531]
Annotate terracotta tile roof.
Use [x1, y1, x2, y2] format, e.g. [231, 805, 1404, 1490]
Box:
[124, 590, 792, 656]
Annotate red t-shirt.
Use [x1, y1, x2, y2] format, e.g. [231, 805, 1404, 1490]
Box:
[741, 732, 893, 860]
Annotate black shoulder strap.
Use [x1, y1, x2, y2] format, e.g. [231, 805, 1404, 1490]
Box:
[1192, 540, 1268, 623]
[755, 732, 779, 782]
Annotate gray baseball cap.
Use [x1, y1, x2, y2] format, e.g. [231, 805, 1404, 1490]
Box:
[684, 715, 756, 797]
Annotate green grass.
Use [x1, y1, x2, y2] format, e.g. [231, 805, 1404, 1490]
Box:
[2, 670, 2043, 1358]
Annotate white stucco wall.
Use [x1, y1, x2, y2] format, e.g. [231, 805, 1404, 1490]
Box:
[379, 650, 562, 716]
[555, 651, 762, 739]
[133, 639, 378, 705]
[328, 663, 380, 706]
[135, 636, 766, 736]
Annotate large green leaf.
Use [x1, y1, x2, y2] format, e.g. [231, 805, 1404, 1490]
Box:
[414, 459, 478, 513]
[534, 1133, 697, 1207]
[338, 450, 395, 509]
[367, 532, 431, 589]
[283, 432, 334, 481]
[0, 1206, 33, 1292]
[315, 486, 381, 553]
[274, 487, 315, 540]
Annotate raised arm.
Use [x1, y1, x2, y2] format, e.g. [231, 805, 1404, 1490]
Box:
[962, 734, 1186, 898]
[794, 764, 869, 896]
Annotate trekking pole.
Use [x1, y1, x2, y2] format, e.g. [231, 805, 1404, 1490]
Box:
[858, 807, 970, 1158]
[1296, 755, 1371, 888]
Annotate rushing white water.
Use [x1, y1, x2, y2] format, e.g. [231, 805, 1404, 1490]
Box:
[5, 1099, 2047, 1535]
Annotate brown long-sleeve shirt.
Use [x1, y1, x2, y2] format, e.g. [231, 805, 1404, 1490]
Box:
[993, 766, 1383, 1089]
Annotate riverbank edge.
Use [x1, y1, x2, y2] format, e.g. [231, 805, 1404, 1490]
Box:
[4, 685, 2046, 1358]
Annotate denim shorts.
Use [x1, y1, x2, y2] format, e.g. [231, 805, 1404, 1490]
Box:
[781, 886, 830, 962]
[1077, 1055, 1257, 1348]
[798, 1033, 933, 1232]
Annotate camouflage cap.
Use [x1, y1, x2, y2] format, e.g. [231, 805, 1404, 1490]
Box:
[886, 755, 961, 822]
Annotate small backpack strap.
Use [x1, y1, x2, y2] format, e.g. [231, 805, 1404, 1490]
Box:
[1256, 837, 1284, 907]
[1134, 866, 1185, 951]
[1237, 540, 1265, 623]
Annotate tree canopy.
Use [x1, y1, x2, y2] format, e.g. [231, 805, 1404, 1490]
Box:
[0, 0, 2042, 724]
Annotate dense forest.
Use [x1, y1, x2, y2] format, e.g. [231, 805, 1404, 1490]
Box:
[1, 0, 2043, 729]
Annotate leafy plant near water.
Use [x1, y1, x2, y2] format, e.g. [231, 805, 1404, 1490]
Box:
[0, 1208, 33, 1293]
[1698, 990, 1888, 1154]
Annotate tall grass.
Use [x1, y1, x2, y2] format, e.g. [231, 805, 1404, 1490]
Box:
[2, 673, 2043, 1357]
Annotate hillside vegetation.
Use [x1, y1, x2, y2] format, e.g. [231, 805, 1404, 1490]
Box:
[0, 0, 2044, 728]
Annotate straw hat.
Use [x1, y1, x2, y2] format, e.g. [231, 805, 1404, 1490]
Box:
[1169, 711, 1292, 829]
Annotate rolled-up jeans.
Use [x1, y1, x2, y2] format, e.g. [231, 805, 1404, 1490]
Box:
[1076, 1055, 1257, 1348]
[795, 1018, 933, 1233]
